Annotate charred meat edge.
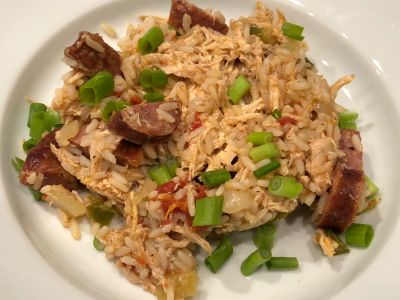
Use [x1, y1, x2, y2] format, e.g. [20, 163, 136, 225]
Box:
[313, 130, 365, 232]
[168, 0, 229, 34]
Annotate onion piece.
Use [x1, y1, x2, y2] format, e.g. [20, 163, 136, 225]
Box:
[223, 187, 252, 214]
[41, 185, 86, 217]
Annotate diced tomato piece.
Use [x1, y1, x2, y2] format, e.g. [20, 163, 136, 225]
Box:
[157, 181, 178, 193]
[195, 185, 207, 199]
[113, 90, 123, 97]
[130, 95, 143, 105]
[190, 112, 202, 131]
[278, 116, 297, 126]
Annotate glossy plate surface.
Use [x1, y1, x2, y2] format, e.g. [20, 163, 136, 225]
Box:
[1, 0, 400, 299]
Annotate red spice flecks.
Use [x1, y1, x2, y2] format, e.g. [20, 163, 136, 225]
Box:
[113, 90, 123, 97]
[156, 181, 178, 193]
[190, 112, 202, 131]
[191, 225, 209, 232]
[130, 95, 143, 105]
[279, 116, 297, 126]
[195, 184, 207, 199]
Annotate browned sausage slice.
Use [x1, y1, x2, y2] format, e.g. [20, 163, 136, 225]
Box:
[114, 140, 144, 167]
[313, 130, 365, 232]
[168, 0, 229, 34]
[108, 101, 181, 144]
[20, 131, 79, 190]
[64, 31, 121, 76]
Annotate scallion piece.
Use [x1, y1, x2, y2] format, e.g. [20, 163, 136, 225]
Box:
[250, 25, 276, 44]
[268, 176, 303, 198]
[101, 100, 128, 122]
[201, 169, 231, 188]
[30, 189, 42, 201]
[247, 131, 273, 146]
[240, 248, 272, 276]
[324, 230, 350, 255]
[192, 196, 224, 227]
[204, 237, 233, 273]
[164, 157, 180, 177]
[281, 22, 304, 41]
[253, 161, 281, 178]
[249, 143, 280, 162]
[23, 138, 38, 153]
[144, 92, 165, 102]
[138, 26, 164, 55]
[79, 71, 114, 106]
[271, 109, 282, 119]
[29, 111, 55, 139]
[254, 222, 276, 250]
[139, 69, 168, 90]
[345, 223, 374, 248]
[148, 165, 172, 185]
[93, 237, 105, 251]
[266, 257, 299, 270]
[27, 103, 47, 127]
[365, 176, 379, 200]
[338, 110, 358, 130]
[87, 203, 115, 226]
[228, 75, 251, 104]
[11, 157, 25, 173]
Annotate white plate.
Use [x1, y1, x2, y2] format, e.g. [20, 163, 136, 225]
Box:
[1, 0, 400, 299]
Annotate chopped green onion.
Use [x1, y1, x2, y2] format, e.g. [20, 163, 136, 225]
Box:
[247, 132, 273, 145]
[271, 109, 282, 119]
[11, 157, 25, 173]
[48, 109, 62, 127]
[249, 143, 280, 162]
[365, 176, 379, 200]
[266, 257, 299, 270]
[138, 26, 164, 55]
[253, 161, 281, 178]
[338, 110, 358, 130]
[345, 223, 374, 248]
[11, 157, 42, 201]
[29, 111, 55, 139]
[192, 196, 224, 227]
[27, 103, 47, 127]
[79, 71, 114, 106]
[164, 157, 180, 178]
[250, 25, 262, 36]
[204, 237, 233, 273]
[23, 138, 38, 152]
[139, 69, 168, 90]
[93, 237, 105, 251]
[281, 22, 305, 41]
[250, 25, 276, 44]
[268, 176, 303, 198]
[228, 75, 251, 104]
[87, 203, 115, 226]
[101, 100, 128, 122]
[148, 165, 172, 185]
[240, 248, 272, 276]
[254, 222, 276, 250]
[30, 189, 42, 201]
[144, 92, 165, 102]
[324, 230, 350, 255]
[201, 169, 231, 188]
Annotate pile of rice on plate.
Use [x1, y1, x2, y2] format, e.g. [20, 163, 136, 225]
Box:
[15, 0, 381, 299]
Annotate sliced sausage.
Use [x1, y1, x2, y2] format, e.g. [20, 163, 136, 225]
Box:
[20, 131, 79, 190]
[313, 129, 365, 232]
[114, 140, 144, 167]
[64, 31, 121, 76]
[108, 101, 181, 144]
[168, 0, 229, 34]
